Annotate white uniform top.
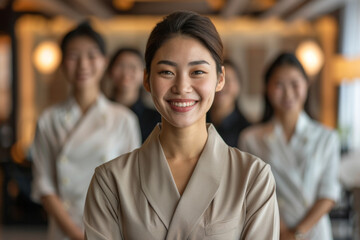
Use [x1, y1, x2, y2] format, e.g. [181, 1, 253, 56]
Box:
[239, 112, 341, 240]
[31, 94, 141, 240]
[84, 124, 280, 240]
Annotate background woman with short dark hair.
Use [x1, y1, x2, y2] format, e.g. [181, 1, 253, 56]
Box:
[240, 52, 341, 240]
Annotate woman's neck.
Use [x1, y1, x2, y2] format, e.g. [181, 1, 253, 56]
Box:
[210, 101, 235, 126]
[275, 111, 300, 143]
[159, 119, 208, 164]
[73, 87, 99, 113]
[114, 90, 139, 107]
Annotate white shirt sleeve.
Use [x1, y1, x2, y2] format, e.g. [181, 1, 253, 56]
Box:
[317, 131, 342, 202]
[31, 119, 57, 203]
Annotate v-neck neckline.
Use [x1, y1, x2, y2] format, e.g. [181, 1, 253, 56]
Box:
[138, 124, 227, 238]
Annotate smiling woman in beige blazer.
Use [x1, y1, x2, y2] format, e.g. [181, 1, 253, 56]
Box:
[84, 11, 280, 239]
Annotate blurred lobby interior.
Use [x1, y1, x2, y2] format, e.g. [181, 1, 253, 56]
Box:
[1, 0, 360, 239]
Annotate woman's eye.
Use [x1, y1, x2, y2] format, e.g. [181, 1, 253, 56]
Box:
[192, 70, 205, 75]
[292, 79, 303, 88]
[159, 71, 174, 76]
[65, 53, 78, 60]
[89, 52, 101, 59]
[273, 81, 282, 88]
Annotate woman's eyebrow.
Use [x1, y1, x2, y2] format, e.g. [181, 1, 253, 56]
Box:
[157, 60, 177, 66]
[157, 60, 210, 67]
[188, 60, 210, 66]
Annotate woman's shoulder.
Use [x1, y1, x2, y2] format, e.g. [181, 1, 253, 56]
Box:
[305, 117, 339, 141]
[36, 99, 72, 126]
[100, 148, 139, 172]
[240, 122, 273, 141]
[228, 146, 269, 175]
[94, 148, 140, 182]
[105, 99, 138, 119]
[103, 100, 140, 132]
[224, 147, 274, 194]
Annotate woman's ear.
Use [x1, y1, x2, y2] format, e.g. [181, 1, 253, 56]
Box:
[215, 66, 225, 92]
[143, 70, 151, 92]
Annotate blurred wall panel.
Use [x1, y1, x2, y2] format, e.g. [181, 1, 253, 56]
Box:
[0, 35, 11, 123]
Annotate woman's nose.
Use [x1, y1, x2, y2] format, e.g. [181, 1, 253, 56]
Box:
[78, 55, 90, 69]
[284, 85, 294, 98]
[172, 74, 192, 94]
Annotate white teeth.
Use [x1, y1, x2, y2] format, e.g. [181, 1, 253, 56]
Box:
[171, 101, 196, 107]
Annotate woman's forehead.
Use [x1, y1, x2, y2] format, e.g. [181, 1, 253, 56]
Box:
[152, 36, 214, 64]
[64, 36, 101, 52]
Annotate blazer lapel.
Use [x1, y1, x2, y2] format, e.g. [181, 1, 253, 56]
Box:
[166, 124, 227, 240]
[138, 125, 180, 230]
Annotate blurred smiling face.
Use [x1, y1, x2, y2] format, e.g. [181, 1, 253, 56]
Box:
[144, 35, 224, 129]
[62, 36, 107, 91]
[267, 65, 308, 116]
[213, 64, 240, 108]
[109, 52, 144, 93]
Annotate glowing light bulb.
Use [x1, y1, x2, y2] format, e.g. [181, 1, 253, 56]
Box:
[33, 41, 61, 74]
[296, 40, 324, 76]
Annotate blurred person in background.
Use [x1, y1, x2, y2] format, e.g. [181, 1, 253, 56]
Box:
[106, 47, 161, 142]
[208, 59, 250, 147]
[239, 52, 341, 240]
[31, 23, 140, 240]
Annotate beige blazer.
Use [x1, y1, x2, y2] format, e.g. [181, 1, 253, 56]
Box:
[31, 94, 141, 240]
[84, 124, 280, 240]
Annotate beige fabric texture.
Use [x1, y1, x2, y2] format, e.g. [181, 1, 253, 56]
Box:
[84, 124, 280, 240]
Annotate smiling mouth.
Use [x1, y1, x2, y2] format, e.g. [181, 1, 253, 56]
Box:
[76, 76, 88, 82]
[168, 100, 198, 112]
[76, 72, 91, 79]
[170, 101, 196, 107]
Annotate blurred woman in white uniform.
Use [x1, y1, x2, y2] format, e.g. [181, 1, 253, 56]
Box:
[31, 23, 141, 240]
[239, 52, 341, 240]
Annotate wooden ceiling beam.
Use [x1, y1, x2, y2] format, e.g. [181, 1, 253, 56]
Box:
[13, 0, 84, 20]
[64, 0, 116, 19]
[287, 0, 348, 21]
[122, 1, 212, 15]
[260, 0, 306, 18]
[220, 0, 251, 19]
